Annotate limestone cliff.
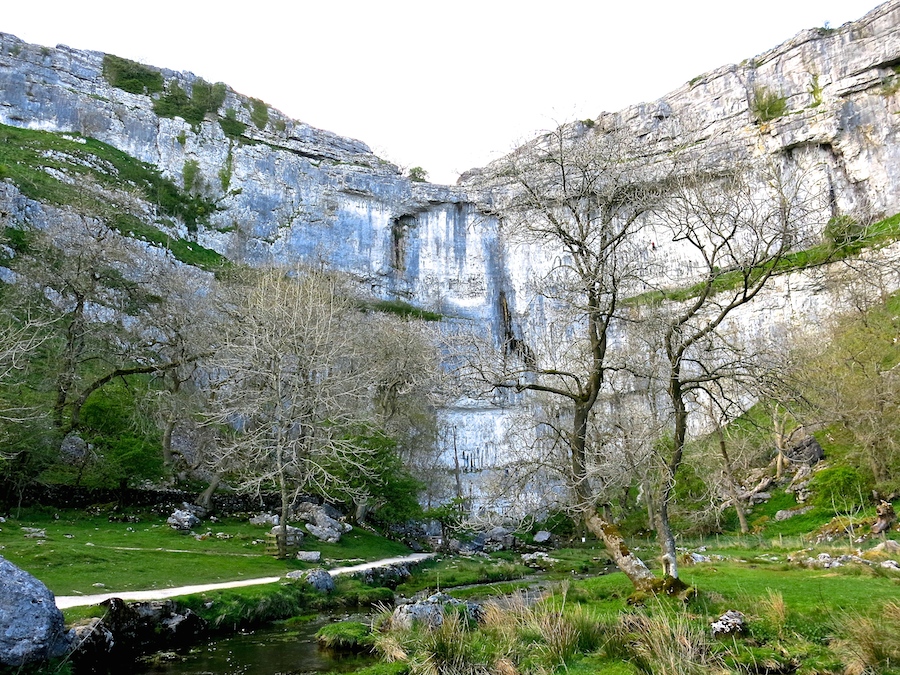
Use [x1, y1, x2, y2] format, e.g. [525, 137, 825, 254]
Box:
[2, 1, 900, 495]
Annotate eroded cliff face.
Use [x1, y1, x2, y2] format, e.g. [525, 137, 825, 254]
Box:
[2, 1, 900, 499]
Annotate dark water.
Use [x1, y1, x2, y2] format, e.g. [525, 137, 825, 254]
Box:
[137, 620, 375, 675]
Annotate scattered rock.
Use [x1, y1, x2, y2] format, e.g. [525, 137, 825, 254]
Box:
[749, 492, 772, 505]
[21, 527, 46, 539]
[0, 555, 72, 666]
[881, 560, 900, 570]
[354, 562, 412, 588]
[477, 526, 517, 552]
[286, 568, 335, 592]
[775, 505, 814, 522]
[533, 530, 553, 544]
[166, 509, 200, 531]
[521, 551, 558, 566]
[301, 508, 352, 543]
[711, 610, 745, 637]
[296, 550, 322, 563]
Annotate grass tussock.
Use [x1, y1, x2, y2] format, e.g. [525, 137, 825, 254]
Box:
[833, 600, 900, 675]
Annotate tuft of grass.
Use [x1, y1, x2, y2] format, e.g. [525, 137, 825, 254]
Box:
[369, 299, 442, 322]
[751, 86, 788, 122]
[249, 98, 269, 130]
[316, 620, 373, 651]
[831, 601, 900, 674]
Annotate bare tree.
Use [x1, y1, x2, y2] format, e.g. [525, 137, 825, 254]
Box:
[641, 157, 824, 579]
[466, 120, 665, 591]
[204, 267, 401, 555]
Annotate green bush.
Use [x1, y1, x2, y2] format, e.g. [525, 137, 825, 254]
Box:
[102, 54, 163, 95]
[809, 466, 869, 512]
[751, 86, 788, 123]
[250, 98, 269, 130]
[824, 214, 865, 249]
[153, 78, 227, 128]
[407, 166, 428, 182]
[219, 109, 247, 139]
[182, 159, 201, 192]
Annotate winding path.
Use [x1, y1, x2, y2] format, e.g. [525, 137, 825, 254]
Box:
[54, 552, 434, 609]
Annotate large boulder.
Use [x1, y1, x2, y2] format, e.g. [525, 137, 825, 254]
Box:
[294, 504, 352, 543]
[166, 508, 200, 531]
[391, 592, 483, 630]
[786, 436, 825, 465]
[0, 555, 71, 666]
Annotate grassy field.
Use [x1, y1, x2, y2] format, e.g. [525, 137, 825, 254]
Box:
[0, 506, 410, 596]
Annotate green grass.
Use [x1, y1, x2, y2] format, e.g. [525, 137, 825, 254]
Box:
[101, 54, 163, 95]
[0, 122, 216, 231]
[394, 554, 529, 596]
[0, 507, 411, 597]
[626, 212, 900, 307]
[369, 299, 442, 322]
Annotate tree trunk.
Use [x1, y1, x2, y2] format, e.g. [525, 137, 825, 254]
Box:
[584, 512, 659, 593]
[195, 473, 222, 511]
[717, 428, 748, 534]
[657, 384, 687, 580]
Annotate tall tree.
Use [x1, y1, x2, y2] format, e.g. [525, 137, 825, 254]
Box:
[641, 158, 823, 579]
[204, 267, 424, 555]
[467, 120, 665, 592]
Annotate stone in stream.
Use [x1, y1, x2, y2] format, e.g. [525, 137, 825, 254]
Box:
[391, 592, 483, 630]
[0, 555, 72, 666]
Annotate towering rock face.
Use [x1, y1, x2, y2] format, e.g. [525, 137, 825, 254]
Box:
[2, 1, 900, 499]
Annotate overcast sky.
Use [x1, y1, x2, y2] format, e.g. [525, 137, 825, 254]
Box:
[2, 1, 884, 184]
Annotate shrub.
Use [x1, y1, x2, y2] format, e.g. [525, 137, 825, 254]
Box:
[153, 78, 226, 128]
[407, 166, 428, 182]
[751, 86, 788, 123]
[102, 54, 163, 95]
[809, 466, 869, 512]
[824, 214, 865, 249]
[182, 159, 201, 192]
[219, 109, 247, 139]
[250, 98, 269, 130]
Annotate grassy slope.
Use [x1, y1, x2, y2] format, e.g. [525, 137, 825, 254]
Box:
[0, 507, 410, 596]
[0, 122, 226, 270]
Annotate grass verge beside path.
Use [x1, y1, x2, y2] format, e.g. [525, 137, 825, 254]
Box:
[0, 507, 411, 596]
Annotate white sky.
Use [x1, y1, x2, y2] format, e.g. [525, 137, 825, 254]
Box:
[2, 1, 884, 184]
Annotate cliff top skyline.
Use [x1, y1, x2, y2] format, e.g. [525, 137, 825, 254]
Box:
[2, 0, 885, 185]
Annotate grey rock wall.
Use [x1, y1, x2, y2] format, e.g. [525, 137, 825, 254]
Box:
[3, 1, 900, 501]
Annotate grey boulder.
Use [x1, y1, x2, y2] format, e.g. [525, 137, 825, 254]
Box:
[0, 555, 71, 666]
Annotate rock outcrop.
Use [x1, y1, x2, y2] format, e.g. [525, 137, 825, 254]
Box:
[0, 555, 71, 666]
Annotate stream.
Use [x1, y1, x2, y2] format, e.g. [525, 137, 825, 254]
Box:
[136, 618, 375, 675]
